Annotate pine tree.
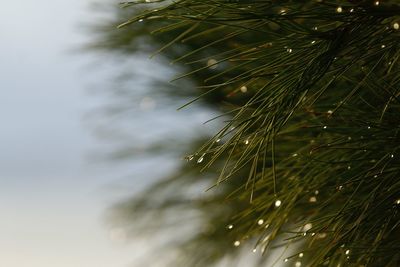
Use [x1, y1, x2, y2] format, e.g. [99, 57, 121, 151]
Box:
[97, 1, 400, 266]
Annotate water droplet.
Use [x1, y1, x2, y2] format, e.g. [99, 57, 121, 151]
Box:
[375, 1, 380, 5]
[336, 6, 343, 13]
[303, 223, 313, 231]
[245, 140, 249, 145]
[323, 126, 327, 129]
[309, 196, 317, 203]
[262, 235, 270, 243]
[295, 261, 302, 267]
[207, 59, 218, 69]
[257, 219, 264, 225]
[185, 155, 194, 161]
[234, 240, 241, 247]
[381, 44, 386, 48]
[395, 199, 400, 205]
[390, 154, 394, 158]
[347, 166, 351, 170]
[287, 48, 293, 53]
[313, 26, 318, 30]
[317, 233, 327, 239]
[345, 249, 350, 255]
[228, 224, 234, 229]
[299, 253, 304, 258]
[216, 139, 221, 143]
[138, 19, 144, 22]
[197, 154, 205, 163]
[275, 200, 282, 207]
[311, 40, 316, 44]
[350, 8, 354, 12]
[240, 86, 248, 93]
[367, 126, 371, 129]
[252, 248, 257, 253]
[284, 258, 289, 262]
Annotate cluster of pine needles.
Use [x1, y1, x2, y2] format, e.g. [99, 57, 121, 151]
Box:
[107, 1, 400, 266]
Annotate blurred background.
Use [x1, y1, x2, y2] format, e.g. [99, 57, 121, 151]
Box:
[0, 1, 220, 266]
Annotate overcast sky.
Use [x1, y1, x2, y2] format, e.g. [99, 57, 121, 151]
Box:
[0, 0, 220, 266]
[0, 1, 148, 266]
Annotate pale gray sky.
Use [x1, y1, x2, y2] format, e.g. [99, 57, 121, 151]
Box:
[0, 1, 159, 267]
[0, 1, 217, 266]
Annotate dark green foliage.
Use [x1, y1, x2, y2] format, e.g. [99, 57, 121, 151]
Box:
[99, 1, 400, 266]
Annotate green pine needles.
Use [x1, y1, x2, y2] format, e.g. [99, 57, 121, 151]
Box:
[108, 1, 400, 266]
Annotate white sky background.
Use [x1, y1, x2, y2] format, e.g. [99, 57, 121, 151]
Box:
[0, 1, 217, 266]
[0, 1, 139, 267]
